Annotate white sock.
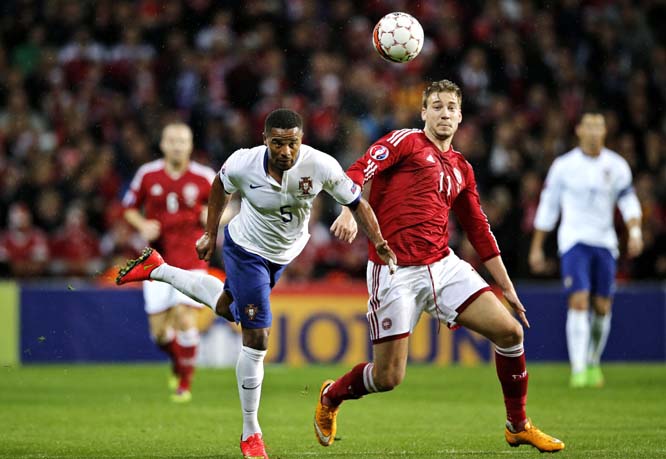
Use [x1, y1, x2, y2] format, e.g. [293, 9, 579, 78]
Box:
[588, 312, 611, 366]
[237, 345, 266, 441]
[176, 327, 200, 347]
[363, 363, 379, 393]
[566, 309, 590, 374]
[151, 264, 224, 310]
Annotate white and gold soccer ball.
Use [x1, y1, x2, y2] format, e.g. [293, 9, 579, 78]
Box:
[372, 12, 424, 63]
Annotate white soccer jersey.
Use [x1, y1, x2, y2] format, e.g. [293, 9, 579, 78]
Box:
[533, 147, 642, 257]
[219, 144, 361, 264]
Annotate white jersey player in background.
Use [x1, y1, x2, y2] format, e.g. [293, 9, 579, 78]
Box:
[529, 112, 643, 388]
[116, 109, 396, 459]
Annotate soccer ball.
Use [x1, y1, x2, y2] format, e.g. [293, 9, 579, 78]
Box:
[372, 12, 424, 63]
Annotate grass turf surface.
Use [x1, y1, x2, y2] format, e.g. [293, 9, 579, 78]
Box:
[1, 363, 665, 458]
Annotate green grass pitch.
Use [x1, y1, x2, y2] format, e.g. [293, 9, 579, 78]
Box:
[1, 363, 665, 458]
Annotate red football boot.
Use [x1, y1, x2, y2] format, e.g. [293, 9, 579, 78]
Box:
[115, 247, 164, 285]
[240, 433, 268, 459]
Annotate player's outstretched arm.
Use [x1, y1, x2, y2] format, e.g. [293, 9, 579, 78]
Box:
[330, 179, 372, 244]
[484, 255, 530, 328]
[350, 198, 397, 273]
[196, 176, 231, 262]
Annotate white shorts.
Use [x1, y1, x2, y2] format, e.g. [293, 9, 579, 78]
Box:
[366, 251, 491, 343]
[143, 271, 205, 315]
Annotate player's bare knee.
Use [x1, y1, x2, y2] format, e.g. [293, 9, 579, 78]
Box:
[242, 327, 270, 351]
[175, 306, 196, 330]
[568, 291, 589, 311]
[373, 367, 405, 391]
[494, 321, 523, 348]
[152, 330, 171, 344]
[593, 297, 612, 315]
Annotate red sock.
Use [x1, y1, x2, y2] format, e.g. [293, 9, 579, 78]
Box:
[495, 350, 528, 428]
[157, 339, 178, 376]
[323, 362, 371, 407]
[174, 328, 199, 392]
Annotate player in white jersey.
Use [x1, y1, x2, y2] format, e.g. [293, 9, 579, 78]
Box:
[116, 109, 396, 459]
[529, 112, 643, 388]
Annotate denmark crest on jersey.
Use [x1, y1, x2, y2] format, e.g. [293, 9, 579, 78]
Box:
[150, 184, 163, 196]
[183, 183, 199, 206]
[370, 145, 389, 161]
[298, 176, 313, 197]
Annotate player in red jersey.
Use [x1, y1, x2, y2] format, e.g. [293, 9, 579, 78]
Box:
[122, 122, 216, 402]
[314, 80, 565, 453]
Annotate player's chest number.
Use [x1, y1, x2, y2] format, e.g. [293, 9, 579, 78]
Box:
[280, 205, 293, 222]
[166, 192, 179, 213]
[439, 171, 452, 196]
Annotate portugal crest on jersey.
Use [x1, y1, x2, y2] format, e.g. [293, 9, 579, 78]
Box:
[298, 176, 313, 197]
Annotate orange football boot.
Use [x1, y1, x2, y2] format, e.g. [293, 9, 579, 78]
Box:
[314, 380, 339, 447]
[505, 418, 565, 452]
[116, 247, 164, 285]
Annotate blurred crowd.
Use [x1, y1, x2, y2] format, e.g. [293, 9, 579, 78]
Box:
[0, 0, 664, 282]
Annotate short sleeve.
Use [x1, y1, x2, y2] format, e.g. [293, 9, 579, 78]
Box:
[122, 167, 147, 209]
[321, 154, 361, 205]
[219, 152, 240, 194]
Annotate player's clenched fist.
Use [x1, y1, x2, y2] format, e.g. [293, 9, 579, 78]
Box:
[196, 232, 216, 262]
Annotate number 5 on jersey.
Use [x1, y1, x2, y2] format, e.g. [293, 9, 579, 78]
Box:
[280, 205, 292, 222]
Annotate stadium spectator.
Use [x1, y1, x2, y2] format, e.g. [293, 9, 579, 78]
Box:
[49, 201, 103, 276]
[314, 80, 564, 453]
[0, 1, 663, 283]
[121, 122, 216, 403]
[115, 108, 396, 459]
[0, 202, 49, 277]
[529, 112, 643, 388]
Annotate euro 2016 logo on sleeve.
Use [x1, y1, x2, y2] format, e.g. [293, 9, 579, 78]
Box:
[245, 304, 257, 320]
[370, 145, 389, 161]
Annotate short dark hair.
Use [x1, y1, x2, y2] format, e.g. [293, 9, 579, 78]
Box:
[264, 109, 303, 133]
[422, 79, 462, 108]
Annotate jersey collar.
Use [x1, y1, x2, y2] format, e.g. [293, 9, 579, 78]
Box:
[263, 147, 269, 175]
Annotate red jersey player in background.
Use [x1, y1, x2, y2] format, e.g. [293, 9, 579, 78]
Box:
[122, 122, 216, 402]
[313, 80, 565, 453]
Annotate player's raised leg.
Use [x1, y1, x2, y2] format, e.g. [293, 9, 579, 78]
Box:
[456, 291, 565, 453]
[116, 248, 225, 311]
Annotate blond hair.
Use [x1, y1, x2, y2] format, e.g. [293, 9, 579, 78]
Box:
[422, 80, 462, 108]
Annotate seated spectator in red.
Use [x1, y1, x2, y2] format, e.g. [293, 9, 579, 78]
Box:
[0, 203, 50, 277]
[49, 203, 103, 276]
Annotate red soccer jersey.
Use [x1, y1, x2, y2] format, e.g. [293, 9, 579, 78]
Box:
[0, 228, 49, 263]
[122, 159, 216, 269]
[346, 129, 500, 266]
